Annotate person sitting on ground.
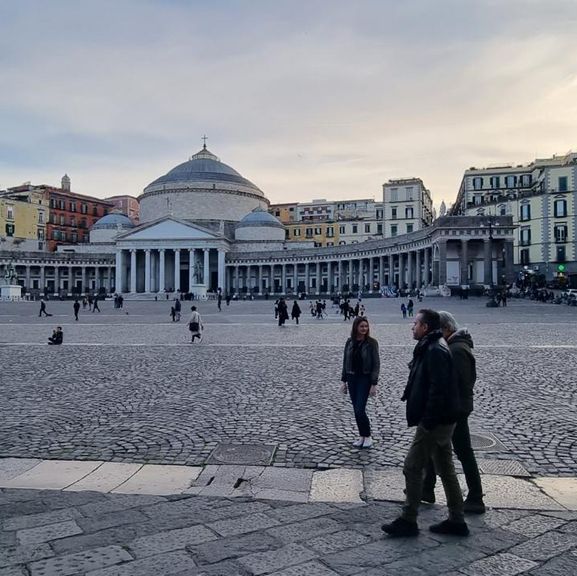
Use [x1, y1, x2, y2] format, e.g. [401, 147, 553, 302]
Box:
[48, 326, 63, 345]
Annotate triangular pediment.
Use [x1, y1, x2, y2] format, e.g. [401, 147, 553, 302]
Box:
[118, 218, 220, 241]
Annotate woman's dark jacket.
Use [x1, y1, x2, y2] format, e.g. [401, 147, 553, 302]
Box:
[447, 329, 476, 416]
[401, 330, 460, 428]
[341, 337, 380, 385]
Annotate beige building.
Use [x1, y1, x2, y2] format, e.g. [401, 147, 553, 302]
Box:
[0, 189, 48, 252]
[451, 152, 577, 283]
[382, 178, 434, 238]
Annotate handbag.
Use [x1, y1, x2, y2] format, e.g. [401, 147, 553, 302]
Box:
[189, 321, 200, 332]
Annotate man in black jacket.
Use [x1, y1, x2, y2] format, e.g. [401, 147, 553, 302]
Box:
[382, 309, 468, 537]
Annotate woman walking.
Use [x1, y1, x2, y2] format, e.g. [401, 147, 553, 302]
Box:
[340, 316, 380, 448]
[188, 306, 203, 343]
[291, 300, 302, 325]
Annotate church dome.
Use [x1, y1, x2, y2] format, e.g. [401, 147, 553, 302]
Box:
[91, 213, 135, 230]
[235, 207, 285, 241]
[138, 144, 269, 225]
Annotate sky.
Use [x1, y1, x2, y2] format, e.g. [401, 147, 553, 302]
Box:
[1, 0, 576, 210]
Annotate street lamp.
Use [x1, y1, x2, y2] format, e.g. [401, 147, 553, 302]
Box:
[480, 216, 500, 307]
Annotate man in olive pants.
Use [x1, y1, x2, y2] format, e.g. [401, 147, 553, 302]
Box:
[382, 309, 468, 537]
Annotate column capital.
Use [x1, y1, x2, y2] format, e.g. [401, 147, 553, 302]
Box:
[159, 248, 166, 253]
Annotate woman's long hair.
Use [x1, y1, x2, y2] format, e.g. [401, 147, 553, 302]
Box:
[350, 316, 370, 340]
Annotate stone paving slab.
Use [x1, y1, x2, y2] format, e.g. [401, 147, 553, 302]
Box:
[65, 462, 143, 493]
[2, 460, 102, 490]
[112, 464, 201, 495]
[310, 469, 364, 504]
[0, 459, 42, 485]
[534, 478, 577, 511]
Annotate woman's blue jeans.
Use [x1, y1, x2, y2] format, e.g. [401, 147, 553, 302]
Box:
[348, 374, 372, 437]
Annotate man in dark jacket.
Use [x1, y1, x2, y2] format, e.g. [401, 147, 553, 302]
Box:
[382, 309, 468, 537]
[422, 311, 485, 513]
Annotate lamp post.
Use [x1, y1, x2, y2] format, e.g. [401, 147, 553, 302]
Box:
[480, 216, 499, 307]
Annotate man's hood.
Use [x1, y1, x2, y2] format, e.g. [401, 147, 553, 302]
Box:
[448, 328, 474, 348]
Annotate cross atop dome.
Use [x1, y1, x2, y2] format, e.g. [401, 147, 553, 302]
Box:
[189, 135, 219, 162]
[202, 134, 208, 149]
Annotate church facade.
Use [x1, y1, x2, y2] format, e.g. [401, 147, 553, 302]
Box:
[0, 145, 516, 297]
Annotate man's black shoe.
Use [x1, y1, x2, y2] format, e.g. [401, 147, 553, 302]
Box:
[463, 499, 486, 514]
[421, 490, 436, 504]
[381, 517, 419, 537]
[429, 519, 469, 536]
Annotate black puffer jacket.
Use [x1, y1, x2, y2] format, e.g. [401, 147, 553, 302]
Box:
[341, 337, 380, 385]
[447, 329, 476, 417]
[401, 330, 460, 428]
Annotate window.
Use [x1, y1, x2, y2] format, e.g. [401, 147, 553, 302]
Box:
[558, 176, 568, 192]
[472, 177, 483, 190]
[405, 187, 414, 200]
[305, 228, 313, 238]
[70, 217, 76, 227]
[556, 245, 566, 262]
[81, 204, 87, 214]
[70, 202, 76, 212]
[327, 241, 334, 246]
[326, 227, 334, 237]
[314, 227, 321, 235]
[391, 224, 398, 237]
[38, 211, 44, 223]
[554, 199, 567, 217]
[490, 176, 500, 188]
[93, 206, 98, 216]
[520, 249, 530, 265]
[364, 224, 371, 233]
[37, 228, 45, 240]
[520, 227, 531, 246]
[6, 206, 14, 220]
[391, 207, 397, 220]
[377, 223, 383, 234]
[520, 174, 532, 187]
[275, 211, 280, 217]
[520, 203, 531, 221]
[61, 231, 67, 242]
[499, 204, 507, 216]
[59, 200, 65, 209]
[5, 223, 15, 236]
[293, 229, 300, 237]
[554, 225, 568, 243]
[50, 198, 56, 208]
[52, 229, 59, 240]
[352, 224, 358, 234]
[406, 224, 413, 234]
[339, 225, 345, 234]
[289, 207, 294, 211]
[60, 215, 65, 225]
[390, 188, 398, 202]
[376, 209, 383, 219]
[80, 218, 87, 228]
[405, 207, 414, 219]
[506, 175, 517, 188]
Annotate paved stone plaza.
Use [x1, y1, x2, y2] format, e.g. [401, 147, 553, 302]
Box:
[1, 296, 577, 574]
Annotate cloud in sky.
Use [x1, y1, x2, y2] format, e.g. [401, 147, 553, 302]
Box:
[0, 0, 576, 209]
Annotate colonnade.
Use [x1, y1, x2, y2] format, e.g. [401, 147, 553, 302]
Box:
[116, 247, 226, 294]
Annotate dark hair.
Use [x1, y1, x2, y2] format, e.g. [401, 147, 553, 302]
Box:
[191, 306, 197, 311]
[351, 316, 370, 340]
[417, 309, 440, 332]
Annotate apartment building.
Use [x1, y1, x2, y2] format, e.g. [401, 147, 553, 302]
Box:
[0, 189, 48, 252]
[450, 152, 577, 283]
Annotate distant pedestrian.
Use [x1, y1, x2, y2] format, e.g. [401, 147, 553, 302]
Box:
[39, 298, 50, 317]
[188, 306, 203, 343]
[170, 306, 176, 322]
[92, 295, 100, 313]
[174, 298, 181, 321]
[291, 300, 302, 325]
[382, 309, 468, 538]
[407, 299, 414, 317]
[217, 291, 222, 311]
[82, 297, 88, 310]
[48, 326, 63, 345]
[277, 298, 289, 326]
[340, 316, 380, 449]
[118, 295, 124, 309]
[401, 303, 407, 318]
[73, 299, 80, 321]
[225, 293, 232, 306]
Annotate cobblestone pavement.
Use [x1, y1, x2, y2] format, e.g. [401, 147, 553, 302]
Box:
[1, 297, 576, 476]
[1, 487, 576, 575]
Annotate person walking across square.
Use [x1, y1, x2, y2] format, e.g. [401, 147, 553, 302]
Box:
[340, 316, 380, 449]
[73, 299, 80, 321]
[382, 309, 468, 537]
[422, 311, 485, 513]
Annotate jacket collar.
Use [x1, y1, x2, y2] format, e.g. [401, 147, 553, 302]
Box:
[413, 329, 443, 357]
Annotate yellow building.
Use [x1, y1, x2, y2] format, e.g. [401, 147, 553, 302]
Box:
[285, 221, 339, 247]
[0, 190, 48, 251]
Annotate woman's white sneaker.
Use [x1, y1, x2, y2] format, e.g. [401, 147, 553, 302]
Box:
[352, 438, 364, 447]
[362, 437, 373, 448]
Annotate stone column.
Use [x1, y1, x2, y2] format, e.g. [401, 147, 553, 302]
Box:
[107, 266, 113, 292]
[144, 249, 151, 292]
[460, 239, 469, 285]
[26, 265, 31, 291]
[398, 253, 404, 288]
[258, 264, 263, 295]
[305, 262, 310, 294]
[293, 263, 298, 295]
[388, 254, 394, 286]
[338, 260, 343, 291]
[130, 250, 137, 293]
[415, 250, 421, 288]
[83, 266, 89, 292]
[379, 256, 385, 288]
[188, 249, 195, 290]
[504, 240, 514, 284]
[484, 239, 492, 285]
[40, 266, 45, 291]
[316, 261, 321, 295]
[174, 249, 181, 291]
[159, 249, 166, 292]
[234, 265, 240, 294]
[281, 264, 286, 294]
[348, 259, 354, 291]
[407, 251, 413, 289]
[203, 248, 210, 290]
[68, 266, 73, 292]
[369, 257, 374, 293]
[439, 240, 448, 286]
[54, 266, 60, 294]
[424, 248, 430, 286]
[218, 250, 226, 292]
